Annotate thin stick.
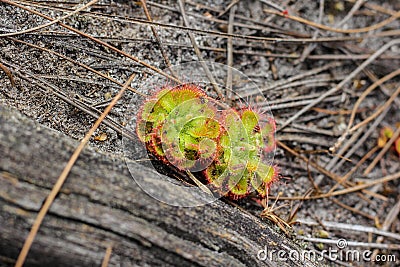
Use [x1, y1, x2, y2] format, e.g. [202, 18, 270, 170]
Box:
[371, 197, 400, 258]
[331, 198, 375, 220]
[0, 61, 15, 86]
[350, 86, 400, 133]
[8, 0, 400, 44]
[296, 0, 324, 63]
[278, 139, 385, 201]
[328, 109, 390, 173]
[335, 0, 365, 28]
[238, 61, 342, 99]
[276, 140, 375, 202]
[140, 0, 176, 78]
[329, 145, 379, 193]
[226, 5, 236, 101]
[9, 37, 145, 96]
[278, 39, 400, 132]
[326, 171, 400, 198]
[101, 246, 113, 267]
[185, 170, 213, 195]
[259, 0, 285, 12]
[297, 236, 400, 250]
[277, 140, 341, 183]
[1, 0, 180, 83]
[0, 0, 100, 37]
[275, 171, 400, 200]
[177, 0, 224, 99]
[14, 74, 136, 267]
[322, 125, 366, 175]
[306, 159, 320, 192]
[347, 69, 400, 133]
[297, 218, 400, 240]
[264, 9, 400, 34]
[361, 68, 400, 107]
[218, 0, 240, 17]
[2, 61, 134, 140]
[353, 0, 397, 16]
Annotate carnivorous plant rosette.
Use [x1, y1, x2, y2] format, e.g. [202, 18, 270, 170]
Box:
[136, 83, 278, 200]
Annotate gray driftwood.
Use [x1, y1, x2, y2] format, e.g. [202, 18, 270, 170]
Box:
[0, 104, 321, 266]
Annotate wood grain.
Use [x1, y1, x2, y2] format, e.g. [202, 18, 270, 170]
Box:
[0, 105, 321, 266]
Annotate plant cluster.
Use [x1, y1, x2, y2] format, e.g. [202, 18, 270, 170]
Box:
[136, 83, 278, 200]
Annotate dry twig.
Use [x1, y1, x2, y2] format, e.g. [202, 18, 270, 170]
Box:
[15, 74, 136, 267]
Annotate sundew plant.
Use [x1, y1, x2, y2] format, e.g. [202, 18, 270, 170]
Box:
[136, 82, 278, 200]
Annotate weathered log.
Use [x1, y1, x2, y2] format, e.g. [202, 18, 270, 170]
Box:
[0, 104, 322, 266]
